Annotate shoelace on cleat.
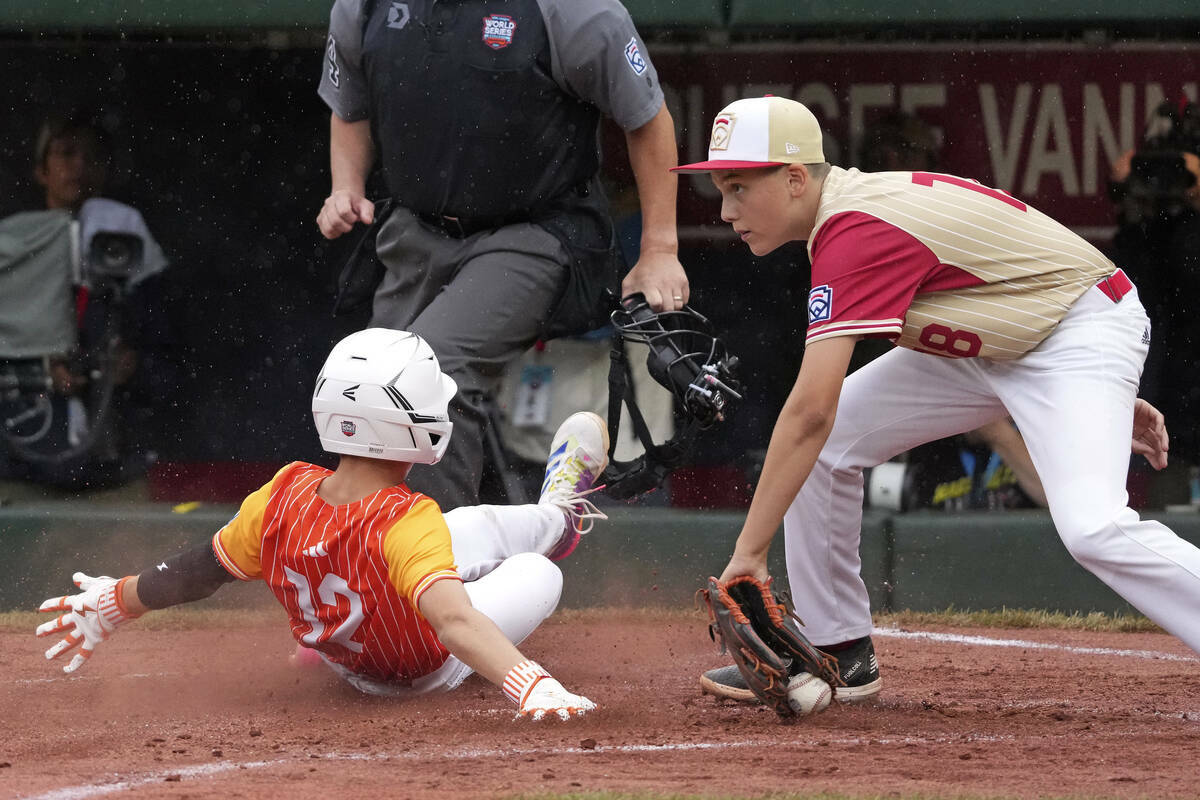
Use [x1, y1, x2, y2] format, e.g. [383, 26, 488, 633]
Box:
[542, 484, 608, 535]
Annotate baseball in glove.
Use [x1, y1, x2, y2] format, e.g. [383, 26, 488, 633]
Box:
[698, 575, 843, 717]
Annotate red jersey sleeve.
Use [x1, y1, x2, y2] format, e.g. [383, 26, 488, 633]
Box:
[806, 211, 940, 344]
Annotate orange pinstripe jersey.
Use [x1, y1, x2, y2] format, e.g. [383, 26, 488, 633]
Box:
[212, 462, 460, 683]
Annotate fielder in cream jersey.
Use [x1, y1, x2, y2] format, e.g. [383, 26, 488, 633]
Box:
[677, 96, 1199, 705]
[808, 168, 1117, 359]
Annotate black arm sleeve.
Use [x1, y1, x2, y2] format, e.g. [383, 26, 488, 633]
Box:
[135, 542, 237, 610]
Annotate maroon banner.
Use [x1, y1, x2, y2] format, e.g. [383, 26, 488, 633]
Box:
[631, 43, 1200, 240]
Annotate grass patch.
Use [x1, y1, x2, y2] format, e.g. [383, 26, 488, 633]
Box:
[880, 606, 1159, 634]
[550, 605, 1159, 634]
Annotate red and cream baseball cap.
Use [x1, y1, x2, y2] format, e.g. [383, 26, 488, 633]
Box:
[672, 96, 825, 173]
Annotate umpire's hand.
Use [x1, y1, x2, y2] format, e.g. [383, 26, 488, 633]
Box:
[318, 189, 375, 239]
[621, 250, 689, 312]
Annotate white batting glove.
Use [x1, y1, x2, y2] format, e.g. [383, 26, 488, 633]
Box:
[36, 572, 140, 674]
[503, 660, 596, 720]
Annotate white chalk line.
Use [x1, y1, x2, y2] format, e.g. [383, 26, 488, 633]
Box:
[19, 733, 1014, 800]
[19, 760, 278, 800]
[12, 672, 175, 686]
[873, 627, 1199, 662]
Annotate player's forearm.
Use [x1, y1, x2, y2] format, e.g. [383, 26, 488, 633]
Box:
[735, 405, 835, 560]
[121, 543, 237, 613]
[735, 337, 852, 560]
[329, 114, 374, 195]
[434, 608, 525, 687]
[625, 103, 679, 255]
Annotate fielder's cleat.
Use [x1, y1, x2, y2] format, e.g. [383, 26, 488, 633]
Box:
[699, 635, 882, 704]
[539, 411, 610, 561]
[827, 635, 882, 702]
[699, 664, 757, 703]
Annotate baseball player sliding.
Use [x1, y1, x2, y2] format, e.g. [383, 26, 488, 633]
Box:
[678, 96, 1195, 704]
[36, 329, 609, 720]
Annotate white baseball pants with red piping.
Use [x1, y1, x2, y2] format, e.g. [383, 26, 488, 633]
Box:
[785, 284, 1200, 655]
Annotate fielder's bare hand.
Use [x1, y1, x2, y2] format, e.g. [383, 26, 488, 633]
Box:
[1132, 398, 1169, 470]
[718, 551, 770, 584]
[36, 572, 141, 674]
[317, 189, 375, 239]
[621, 250, 689, 312]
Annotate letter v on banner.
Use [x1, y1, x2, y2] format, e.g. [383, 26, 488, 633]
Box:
[978, 83, 1032, 192]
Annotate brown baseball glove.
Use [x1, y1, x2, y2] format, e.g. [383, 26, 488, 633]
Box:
[698, 575, 843, 716]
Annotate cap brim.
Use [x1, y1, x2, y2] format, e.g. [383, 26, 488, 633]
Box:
[670, 160, 787, 174]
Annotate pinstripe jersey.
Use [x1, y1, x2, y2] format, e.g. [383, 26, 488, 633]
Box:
[805, 167, 1117, 359]
[212, 462, 460, 683]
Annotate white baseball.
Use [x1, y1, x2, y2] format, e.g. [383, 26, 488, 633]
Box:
[786, 672, 833, 716]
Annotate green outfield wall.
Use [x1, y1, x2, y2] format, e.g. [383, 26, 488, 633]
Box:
[5, 503, 1200, 616]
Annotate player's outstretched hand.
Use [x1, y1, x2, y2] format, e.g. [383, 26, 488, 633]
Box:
[36, 572, 140, 674]
[1131, 398, 1169, 471]
[518, 678, 596, 721]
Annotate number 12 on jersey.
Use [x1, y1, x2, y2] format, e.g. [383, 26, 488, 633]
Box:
[284, 567, 365, 653]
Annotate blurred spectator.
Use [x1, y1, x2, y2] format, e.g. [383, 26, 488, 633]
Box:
[0, 109, 174, 492]
[1108, 98, 1200, 491]
[858, 109, 941, 173]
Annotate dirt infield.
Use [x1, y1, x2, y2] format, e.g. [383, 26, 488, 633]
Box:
[4, 609, 1199, 800]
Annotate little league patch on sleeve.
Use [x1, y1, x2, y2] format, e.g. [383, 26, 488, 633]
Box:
[482, 14, 516, 49]
[624, 37, 647, 75]
[325, 35, 340, 88]
[808, 285, 833, 324]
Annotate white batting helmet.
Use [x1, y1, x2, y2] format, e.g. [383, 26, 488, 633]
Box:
[312, 328, 456, 464]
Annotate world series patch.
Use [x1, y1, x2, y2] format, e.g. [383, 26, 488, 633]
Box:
[624, 37, 647, 75]
[482, 14, 516, 49]
[808, 284, 833, 324]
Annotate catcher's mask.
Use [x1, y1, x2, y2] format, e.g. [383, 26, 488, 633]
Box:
[600, 294, 743, 499]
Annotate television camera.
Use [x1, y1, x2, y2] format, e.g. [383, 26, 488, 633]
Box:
[1, 228, 144, 467]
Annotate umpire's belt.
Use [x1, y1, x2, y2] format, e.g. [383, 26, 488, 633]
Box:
[416, 210, 531, 239]
[1095, 268, 1133, 303]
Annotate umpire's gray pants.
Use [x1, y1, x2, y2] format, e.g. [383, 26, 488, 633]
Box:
[371, 207, 568, 509]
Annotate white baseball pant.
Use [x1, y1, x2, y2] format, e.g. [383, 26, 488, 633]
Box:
[785, 284, 1200, 655]
[324, 503, 568, 695]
